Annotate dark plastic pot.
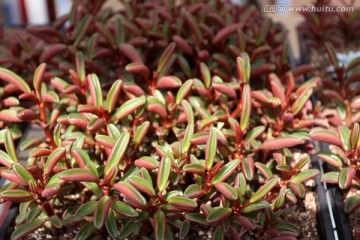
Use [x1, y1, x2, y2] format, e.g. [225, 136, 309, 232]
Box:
[298, 30, 352, 240]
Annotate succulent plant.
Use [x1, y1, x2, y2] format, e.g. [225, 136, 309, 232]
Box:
[310, 123, 360, 214]
[0, 47, 319, 239]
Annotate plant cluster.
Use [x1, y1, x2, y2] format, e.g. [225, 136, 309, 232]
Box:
[0, 0, 321, 239]
[298, 0, 360, 50]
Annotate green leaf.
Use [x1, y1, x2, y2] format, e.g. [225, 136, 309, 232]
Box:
[185, 213, 207, 224]
[200, 62, 211, 87]
[168, 196, 197, 210]
[255, 162, 273, 179]
[245, 126, 265, 141]
[118, 219, 137, 238]
[50, 215, 62, 228]
[154, 210, 166, 240]
[0, 68, 31, 93]
[0, 149, 15, 167]
[206, 208, 232, 223]
[241, 201, 269, 213]
[105, 79, 122, 113]
[250, 177, 279, 202]
[133, 121, 150, 147]
[26, 206, 43, 222]
[128, 175, 155, 196]
[11, 219, 46, 240]
[157, 43, 176, 76]
[176, 79, 194, 104]
[33, 63, 46, 98]
[88, 74, 103, 108]
[240, 84, 251, 131]
[181, 100, 194, 124]
[321, 171, 339, 184]
[111, 201, 139, 217]
[205, 129, 217, 170]
[105, 132, 130, 176]
[105, 210, 118, 238]
[71, 148, 98, 178]
[212, 159, 240, 184]
[75, 201, 98, 218]
[339, 167, 355, 189]
[114, 181, 146, 206]
[291, 170, 319, 183]
[337, 126, 351, 150]
[74, 16, 92, 47]
[76, 222, 95, 240]
[214, 182, 238, 200]
[13, 163, 35, 184]
[94, 196, 111, 229]
[157, 157, 171, 192]
[111, 96, 146, 121]
[59, 168, 98, 182]
[214, 225, 224, 240]
[5, 130, 17, 162]
[345, 195, 360, 213]
[292, 88, 313, 115]
[179, 221, 190, 239]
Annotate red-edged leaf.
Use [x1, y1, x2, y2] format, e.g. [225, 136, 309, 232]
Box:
[93, 196, 111, 229]
[339, 167, 356, 189]
[114, 181, 146, 206]
[250, 177, 279, 202]
[154, 210, 166, 240]
[309, 129, 343, 147]
[214, 182, 238, 200]
[0, 68, 31, 93]
[259, 136, 304, 150]
[240, 84, 251, 131]
[206, 208, 232, 223]
[157, 157, 171, 192]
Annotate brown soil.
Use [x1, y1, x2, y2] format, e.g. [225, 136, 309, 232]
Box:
[345, 190, 360, 239]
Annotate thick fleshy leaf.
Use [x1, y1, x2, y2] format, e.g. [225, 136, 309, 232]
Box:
[134, 156, 159, 170]
[114, 181, 146, 206]
[293, 155, 310, 170]
[134, 121, 150, 147]
[240, 84, 251, 131]
[350, 123, 359, 149]
[238, 216, 255, 230]
[118, 219, 137, 238]
[179, 221, 190, 239]
[291, 170, 319, 183]
[250, 177, 279, 202]
[105, 132, 130, 176]
[0, 68, 31, 93]
[185, 213, 207, 224]
[5, 131, 17, 162]
[318, 151, 343, 167]
[168, 196, 197, 210]
[255, 162, 273, 179]
[213, 82, 237, 99]
[212, 159, 240, 184]
[105, 210, 117, 238]
[157, 43, 176, 76]
[289, 182, 305, 198]
[241, 201, 269, 213]
[214, 225, 224, 240]
[33, 63, 46, 98]
[214, 182, 238, 200]
[75, 201, 97, 218]
[157, 76, 181, 89]
[11, 219, 46, 240]
[345, 195, 360, 213]
[245, 126, 265, 141]
[205, 129, 217, 170]
[157, 157, 171, 192]
[154, 210, 166, 240]
[181, 100, 194, 124]
[259, 136, 304, 150]
[206, 208, 232, 223]
[176, 80, 194, 104]
[76, 222, 95, 240]
[71, 148, 98, 178]
[88, 74, 103, 108]
[74, 16, 92, 47]
[242, 157, 254, 181]
[321, 172, 339, 184]
[292, 88, 313, 115]
[337, 126, 351, 150]
[111, 201, 139, 217]
[200, 62, 211, 87]
[0, 189, 32, 202]
[13, 163, 35, 185]
[339, 167, 356, 189]
[94, 196, 111, 229]
[59, 168, 98, 182]
[44, 147, 66, 175]
[309, 129, 342, 147]
[111, 96, 146, 121]
[105, 79, 122, 112]
[0, 150, 15, 167]
[183, 163, 205, 176]
[128, 175, 155, 196]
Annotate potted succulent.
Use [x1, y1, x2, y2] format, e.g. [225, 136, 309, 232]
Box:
[0, 0, 322, 239]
